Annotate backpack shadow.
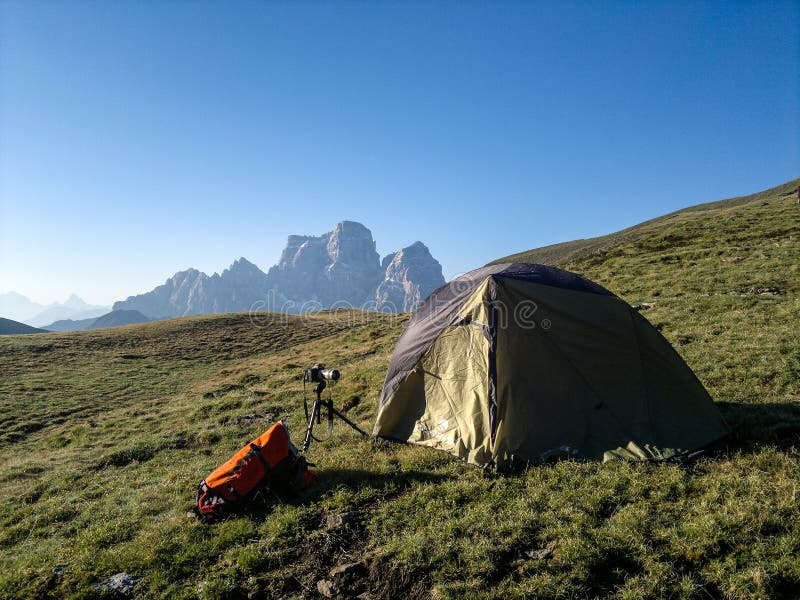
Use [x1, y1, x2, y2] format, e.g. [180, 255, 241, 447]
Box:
[235, 467, 451, 521]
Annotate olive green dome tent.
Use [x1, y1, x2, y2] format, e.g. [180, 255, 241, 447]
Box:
[373, 263, 728, 468]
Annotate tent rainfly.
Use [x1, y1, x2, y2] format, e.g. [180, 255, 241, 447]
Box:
[373, 263, 729, 468]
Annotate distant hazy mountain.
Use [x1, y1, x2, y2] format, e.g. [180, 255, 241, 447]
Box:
[0, 292, 47, 322]
[42, 316, 101, 332]
[27, 305, 109, 328]
[42, 310, 153, 332]
[114, 221, 445, 317]
[88, 310, 152, 330]
[0, 317, 46, 335]
[0, 292, 109, 326]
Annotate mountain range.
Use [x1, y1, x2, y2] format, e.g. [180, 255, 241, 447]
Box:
[114, 221, 445, 318]
[0, 292, 110, 327]
[2, 221, 444, 330]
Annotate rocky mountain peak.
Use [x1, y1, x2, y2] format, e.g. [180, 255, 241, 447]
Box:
[225, 257, 262, 275]
[326, 221, 379, 264]
[63, 294, 89, 309]
[267, 221, 384, 309]
[375, 241, 444, 312]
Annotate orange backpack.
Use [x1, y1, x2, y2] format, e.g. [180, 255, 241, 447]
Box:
[195, 422, 315, 521]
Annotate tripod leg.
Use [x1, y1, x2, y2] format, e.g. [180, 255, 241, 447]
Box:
[330, 407, 369, 437]
[302, 400, 321, 452]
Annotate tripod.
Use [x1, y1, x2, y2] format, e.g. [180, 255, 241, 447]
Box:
[301, 379, 368, 452]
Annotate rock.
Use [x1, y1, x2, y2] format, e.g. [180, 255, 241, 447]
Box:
[316, 579, 340, 597]
[94, 572, 140, 595]
[374, 242, 445, 312]
[268, 223, 444, 313]
[525, 547, 552, 561]
[326, 510, 359, 529]
[632, 302, 655, 311]
[739, 287, 780, 296]
[53, 564, 67, 577]
[329, 561, 364, 577]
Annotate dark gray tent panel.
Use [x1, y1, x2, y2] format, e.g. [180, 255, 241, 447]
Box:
[373, 263, 728, 468]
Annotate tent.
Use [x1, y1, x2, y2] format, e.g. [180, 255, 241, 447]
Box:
[373, 263, 728, 468]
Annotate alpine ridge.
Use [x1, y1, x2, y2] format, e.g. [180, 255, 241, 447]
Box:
[113, 221, 444, 318]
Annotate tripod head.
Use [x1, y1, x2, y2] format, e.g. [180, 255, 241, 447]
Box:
[312, 379, 327, 396]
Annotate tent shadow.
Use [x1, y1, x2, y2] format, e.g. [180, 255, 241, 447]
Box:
[715, 401, 800, 452]
[223, 401, 800, 521]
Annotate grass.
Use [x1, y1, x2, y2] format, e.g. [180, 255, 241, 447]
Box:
[1, 180, 799, 599]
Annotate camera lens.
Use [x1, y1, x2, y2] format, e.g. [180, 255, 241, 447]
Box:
[321, 369, 340, 381]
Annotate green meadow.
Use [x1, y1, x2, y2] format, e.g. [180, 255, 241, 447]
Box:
[1, 180, 799, 599]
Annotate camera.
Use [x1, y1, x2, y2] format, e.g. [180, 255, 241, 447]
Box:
[304, 364, 340, 383]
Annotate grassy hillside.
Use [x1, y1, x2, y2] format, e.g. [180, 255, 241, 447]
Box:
[0, 317, 46, 335]
[493, 178, 799, 267]
[1, 181, 799, 599]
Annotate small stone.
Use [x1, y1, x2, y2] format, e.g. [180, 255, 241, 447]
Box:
[329, 561, 364, 577]
[53, 564, 67, 577]
[326, 511, 359, 529]
[317, 579, 339, 598]
[94, 572, 140, 595]
[739, 287, 780, 296]
[525, 547, 552, 561]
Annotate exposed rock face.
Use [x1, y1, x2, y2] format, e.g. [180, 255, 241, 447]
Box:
[266, 221, 383, 311]
[113, 222, 445, 317]
[113, 258, 270, 318]
[207, 258, 274, 313]
[374, 242, 445, 312]
[114, 268, 208, 319]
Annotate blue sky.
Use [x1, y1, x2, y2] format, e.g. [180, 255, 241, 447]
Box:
[1, 1, 797, 306]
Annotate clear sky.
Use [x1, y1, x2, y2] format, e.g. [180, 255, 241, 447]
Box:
[1, 1, 797, 306]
